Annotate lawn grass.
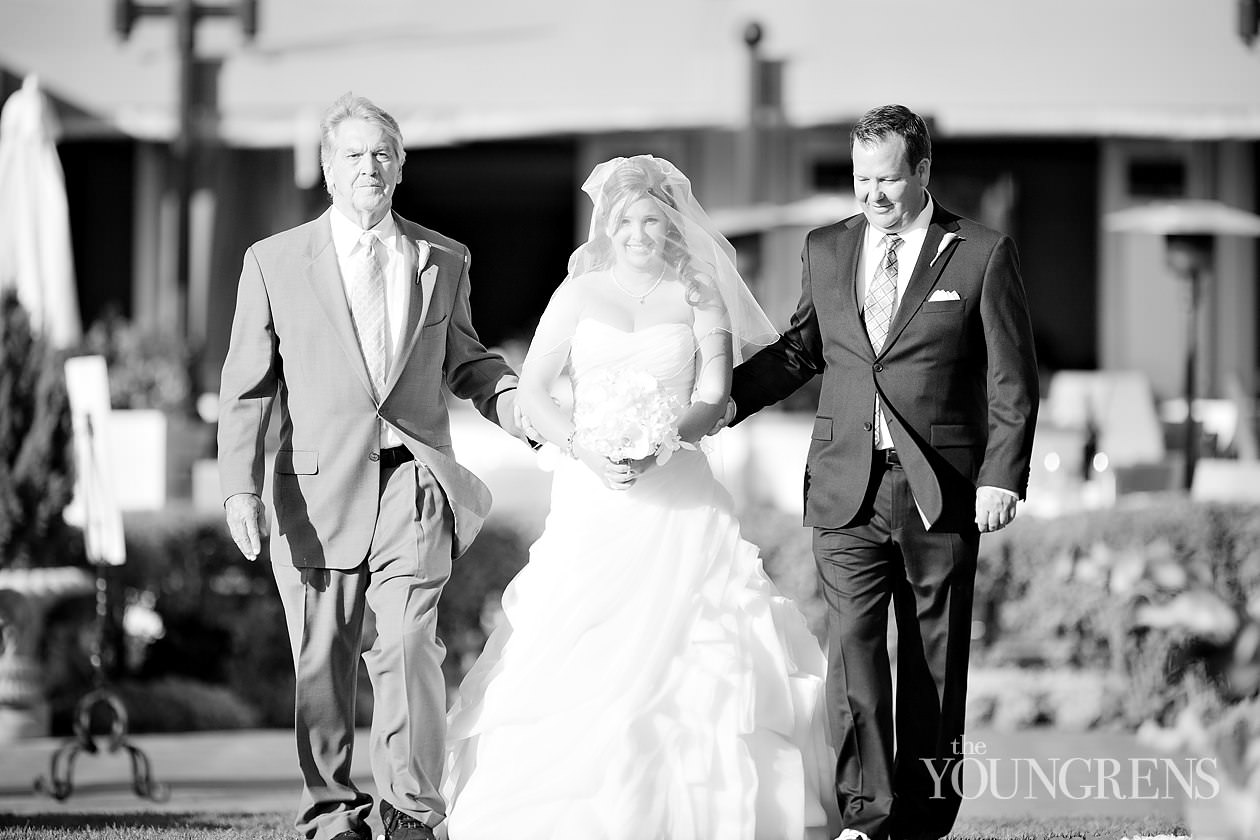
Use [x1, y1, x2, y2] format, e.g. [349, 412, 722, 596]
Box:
[0, 812, 293, 839]
[951, 815, 1189, 838]
[0, 812, 1192, 839]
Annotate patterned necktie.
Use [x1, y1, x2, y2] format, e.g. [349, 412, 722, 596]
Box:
[864, 233, 902, 354]
[866, 234, 902, 448]
[347, 231, 389, 397]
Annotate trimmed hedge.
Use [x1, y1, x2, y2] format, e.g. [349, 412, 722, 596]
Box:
[739, 495, 1260, 731]
[43, 506, 531, 732]
[45, 492, 1260, 735]
[975, 497, 1260, 727]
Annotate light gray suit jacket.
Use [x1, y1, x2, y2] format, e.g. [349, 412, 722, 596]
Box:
[218, 208, 517, 567]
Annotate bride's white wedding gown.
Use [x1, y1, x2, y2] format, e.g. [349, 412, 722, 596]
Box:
[443, 320, 838, 840]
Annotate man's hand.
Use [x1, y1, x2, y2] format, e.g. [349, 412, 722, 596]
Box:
[225, 493, 267, 561]
[514, 400, 541, 444]
[975, 486, 1018, 534]
[496, 389, 535, 446]
[707, 398, 737, 436]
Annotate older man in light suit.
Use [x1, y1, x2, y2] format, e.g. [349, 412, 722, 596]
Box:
[726, 105, 1039, 840]
[219, 93, 523, 840]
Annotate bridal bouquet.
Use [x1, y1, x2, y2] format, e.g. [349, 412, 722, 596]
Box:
[572, 368, 692, 464]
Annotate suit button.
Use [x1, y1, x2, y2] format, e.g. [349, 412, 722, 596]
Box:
[873, 363, 884, 373]
[863, 421, 873, 431]
[368, 452, 380, 462]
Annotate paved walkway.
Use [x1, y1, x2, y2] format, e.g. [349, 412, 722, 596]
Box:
[0, 728, 1190, 823]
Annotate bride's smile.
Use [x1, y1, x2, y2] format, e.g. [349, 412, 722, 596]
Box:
[612, 196, 667, 273]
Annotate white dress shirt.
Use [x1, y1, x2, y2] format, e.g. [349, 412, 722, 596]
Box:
[330, 207, 411, 448]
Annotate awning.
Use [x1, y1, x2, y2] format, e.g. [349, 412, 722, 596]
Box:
[2, 0, 1258, 148]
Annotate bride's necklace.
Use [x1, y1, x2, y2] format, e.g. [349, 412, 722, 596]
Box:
[611, 265, 666, 304]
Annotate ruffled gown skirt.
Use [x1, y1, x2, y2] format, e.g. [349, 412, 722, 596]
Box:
[443, 448, 838, 840]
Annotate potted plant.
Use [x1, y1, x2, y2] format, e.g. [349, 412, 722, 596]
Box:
[75, 307, 204, 505]
[0, 290, 91, 739]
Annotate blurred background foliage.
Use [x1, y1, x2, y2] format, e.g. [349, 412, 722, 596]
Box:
[34, 493, 1257, 738]
[0, 290, 77, 570]
[72, 307, 194, 415]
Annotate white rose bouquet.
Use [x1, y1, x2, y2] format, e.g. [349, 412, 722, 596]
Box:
[572, 368, 693, 464]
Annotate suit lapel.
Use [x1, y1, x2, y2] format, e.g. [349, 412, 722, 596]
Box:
[306, 210, 378, 399]
[882, 207, 963, 353]
[384, 214, 440, 396]
[830, 218, 869, 354]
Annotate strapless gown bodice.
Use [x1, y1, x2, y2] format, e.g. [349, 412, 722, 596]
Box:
[569, 319, 698, 406]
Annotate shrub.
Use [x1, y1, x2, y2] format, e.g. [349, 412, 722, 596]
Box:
[221, 594, 296, 728]
[965, 667, 1125, 732]
[977, 498, 1260, 727]
[437, 519, 531, 690]
[37, 506, 280, 732]
[41, 506, 535, 731]
[74, 308, 192, 414]
[111, 676, 260, 732]
[733, 496, 1260, 732]
[738, 504, 827, 643]
[0, 291, 78, 569]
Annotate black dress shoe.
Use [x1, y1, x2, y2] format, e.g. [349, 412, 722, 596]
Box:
[379, 800, 436, 840]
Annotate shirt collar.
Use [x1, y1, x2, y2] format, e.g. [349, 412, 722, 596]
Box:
[330, 207, 400, 258]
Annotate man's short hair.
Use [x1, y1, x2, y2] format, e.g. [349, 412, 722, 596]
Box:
[850, 104, 932, 169]
[318, 92, 406, 185]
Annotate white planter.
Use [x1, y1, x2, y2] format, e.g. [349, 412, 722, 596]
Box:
[63, 408, 167, 523]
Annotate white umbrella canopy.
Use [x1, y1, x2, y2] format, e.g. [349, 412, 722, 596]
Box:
[1105, 199, 1260, 236]
[0, 74, 81, 348]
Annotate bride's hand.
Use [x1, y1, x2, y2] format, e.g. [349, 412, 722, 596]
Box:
[574, 447, 652, 491]
[572, 445, 630, 491]
[612, 455, 658, 490]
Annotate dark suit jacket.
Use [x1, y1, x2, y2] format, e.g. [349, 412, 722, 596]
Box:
[731, 202, 1038, 531]
[218, 209, 517, 567]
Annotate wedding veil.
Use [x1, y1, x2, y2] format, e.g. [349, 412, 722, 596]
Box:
[566, 155, 778, 364]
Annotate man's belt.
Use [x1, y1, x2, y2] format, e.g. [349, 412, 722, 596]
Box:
[376, 446, 415, 469]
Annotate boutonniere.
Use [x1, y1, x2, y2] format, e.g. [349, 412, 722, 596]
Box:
[930, 232, 964, 267]
[414, 239, 432, 284]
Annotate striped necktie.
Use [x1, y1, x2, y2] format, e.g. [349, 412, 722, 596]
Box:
[347, 231, 389, 397]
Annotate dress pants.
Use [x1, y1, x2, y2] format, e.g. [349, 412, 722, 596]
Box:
[812, 457, 978, 840]
[273, 459, 454, 840]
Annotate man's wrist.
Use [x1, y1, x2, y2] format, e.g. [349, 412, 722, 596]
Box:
[224, 492, 260, 509]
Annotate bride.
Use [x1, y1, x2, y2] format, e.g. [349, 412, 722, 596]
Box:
[443, 156, 838, 839]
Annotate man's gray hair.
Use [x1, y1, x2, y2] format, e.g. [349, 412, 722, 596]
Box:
[319, 92, 406, 187]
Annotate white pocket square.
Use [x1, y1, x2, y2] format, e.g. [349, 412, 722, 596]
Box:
[928, 289, 961, 302]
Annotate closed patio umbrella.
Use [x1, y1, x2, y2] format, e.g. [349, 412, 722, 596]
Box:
[1104, 199, 1260, 488]
[1106, 199, 1260, 237]
[0, 74, 81, 348]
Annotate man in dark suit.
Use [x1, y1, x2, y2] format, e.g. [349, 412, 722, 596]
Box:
[219, 93, 524, 840]
[725, 104, 1038, 840]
